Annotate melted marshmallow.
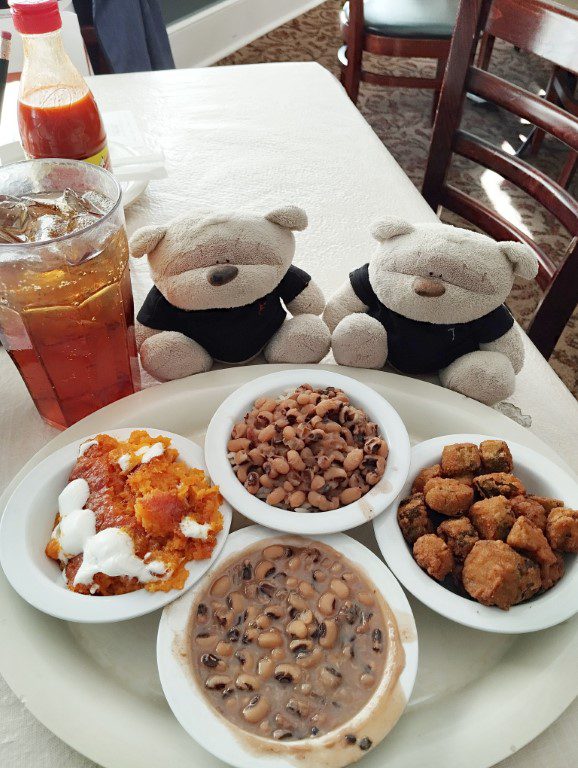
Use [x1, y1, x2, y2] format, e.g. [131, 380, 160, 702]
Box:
[58, 478, 90, 517]
[136, 442, 165, 464]
[54, 508, 96, 558]
[78, 439, 98, 456]
[73, 527, 166, 586]
[117, 442, 165, 474]
[180, 517, 213, 540]
[117, 453, 132, 473]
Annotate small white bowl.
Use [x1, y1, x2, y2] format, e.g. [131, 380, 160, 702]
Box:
[204, 369, 411, 535]
[157, 525, 418, 768]
[0, 428, 232, 623]
[374, 434, 578, 633]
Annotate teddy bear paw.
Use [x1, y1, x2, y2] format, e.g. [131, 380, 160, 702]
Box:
[264, 315, 330, 364]
[440, 350, 516, 405]
[139, 331, 213, 381]
[332, 314, 388, 369]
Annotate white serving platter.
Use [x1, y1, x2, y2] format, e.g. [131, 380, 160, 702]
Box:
[0, 364, 576, 768]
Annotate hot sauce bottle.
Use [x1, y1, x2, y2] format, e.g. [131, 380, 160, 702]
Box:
[10, 0, 111, 169]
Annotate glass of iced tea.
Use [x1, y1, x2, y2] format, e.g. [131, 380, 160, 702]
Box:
[0, 159, 140, 429]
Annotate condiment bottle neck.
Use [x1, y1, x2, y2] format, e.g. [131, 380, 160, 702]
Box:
[19, 29, 87, 104]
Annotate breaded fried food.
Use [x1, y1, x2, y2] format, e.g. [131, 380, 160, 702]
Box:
[540, 552, 565, 591]
[507, 516, 557, 565]
[437, 517, 479, 561]
[441, 443, 481, 476]
[411, 464, 442, 494]
[474, 473, 525, 499]
[462, 540, 541, 610]
[397, 493, 433, 545]
[546, 508, 578, 553]
[424, 477, 474, 516]
[479, 440, 513, 473]
[510, 495, 547, 532]
[468, 495, 515, 540]
[413, 534, 454, 581]
[450, 472, 475, 487]
[530, 495, 564, 514]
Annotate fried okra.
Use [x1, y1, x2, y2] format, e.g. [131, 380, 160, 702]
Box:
[441, 443, 481, 477]
[424, 478, 474, 516]
[468, 495, 515, 540]
[530, 496, 564, 514]
[510, 495, 547, 532]
[397, 493, 433, 545]
[473, 473, 525, 499]
[437, 517, 479, 561]
[462, 540, 541, 610]
[411, 464, 442, 494]
[546, 508, 578, 553]
[539, 552, 565, 592]
[479, 440, 513, 473]
[413, 534, 454, 581]
[507, 516, 557, 565]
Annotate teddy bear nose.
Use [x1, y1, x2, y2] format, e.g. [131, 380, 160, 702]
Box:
[412, 276, 446, 297]
[208, 265, 239, 286]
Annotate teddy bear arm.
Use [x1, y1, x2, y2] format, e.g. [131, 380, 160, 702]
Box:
[286, 279, 326, 316]
[323, 281, 369, 332]
[479, 325, 525, 375]
[135, 320, 161, 348]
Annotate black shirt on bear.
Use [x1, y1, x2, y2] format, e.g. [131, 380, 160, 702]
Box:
[349, 264, 514, 374]
[137, 265, 311, 364]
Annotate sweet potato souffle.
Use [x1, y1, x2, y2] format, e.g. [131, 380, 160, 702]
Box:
[45, 430, 223, 595]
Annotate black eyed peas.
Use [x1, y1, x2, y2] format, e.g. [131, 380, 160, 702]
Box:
[190, 539, 390, 742]
[227, 385, 388, 512]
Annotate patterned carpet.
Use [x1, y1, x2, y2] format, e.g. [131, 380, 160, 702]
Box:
[217, 0, 577, 397]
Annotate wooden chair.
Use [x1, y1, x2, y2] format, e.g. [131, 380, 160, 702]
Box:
[338, 0, 459, 121]
[422, 0, 578, 361]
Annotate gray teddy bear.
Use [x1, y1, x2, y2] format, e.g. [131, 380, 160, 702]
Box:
[324, 217, 538, 405]
[130, 206, 330, 380]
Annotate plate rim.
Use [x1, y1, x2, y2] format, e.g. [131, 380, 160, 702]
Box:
[156, 524, 418, 768]
[204, 368, 411, 534]
[0, 364, 577, 768]
[373, 433, 578, 634]
[0, 427, 232, 623]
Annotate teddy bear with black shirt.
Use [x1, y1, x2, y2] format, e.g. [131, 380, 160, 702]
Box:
[324, 217, 538, 405]
[131, 206, 330, 380]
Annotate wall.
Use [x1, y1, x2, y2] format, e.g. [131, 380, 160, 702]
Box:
[167, 0, 325, 68]
[159, 0, 222, 25]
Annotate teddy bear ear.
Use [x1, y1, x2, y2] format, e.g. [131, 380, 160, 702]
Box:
[370, 218, 414, 243]
[500, 242, 539, 280]
[129, 225, 167, 258]
[265, 206, 308, 231]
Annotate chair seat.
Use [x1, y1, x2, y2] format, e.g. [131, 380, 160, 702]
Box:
[343, 0, 458, 39]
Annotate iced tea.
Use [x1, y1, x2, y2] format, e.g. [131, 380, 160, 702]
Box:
[0, 160, 140, 429]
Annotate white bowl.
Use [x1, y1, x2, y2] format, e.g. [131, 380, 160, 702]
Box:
[157, 525, 418, 768]
[204, 369, 411, 535]
[374, 434, 578, 633]
[0, 428, 232, 623]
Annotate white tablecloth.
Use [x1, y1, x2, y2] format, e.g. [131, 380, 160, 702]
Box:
[0, 63, 576, 768]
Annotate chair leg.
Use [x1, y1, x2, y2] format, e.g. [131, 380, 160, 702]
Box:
[558, 151, 577, 189]
[528, 66, 559, 156]
[341, 40, 363, 102]
[527, 240, 578, 360]
[476, 32, 495, 70]
[431, 57, 447, 124]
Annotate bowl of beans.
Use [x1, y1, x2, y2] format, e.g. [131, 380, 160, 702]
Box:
[204, 369, 411, 534]
[374, 433, 578, 633]
[157, 525, 418, 768]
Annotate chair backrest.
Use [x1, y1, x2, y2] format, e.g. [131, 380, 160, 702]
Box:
[421, 0, 578, 358]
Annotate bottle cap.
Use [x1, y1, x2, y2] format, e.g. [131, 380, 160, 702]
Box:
[10, 1, 62, 35]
